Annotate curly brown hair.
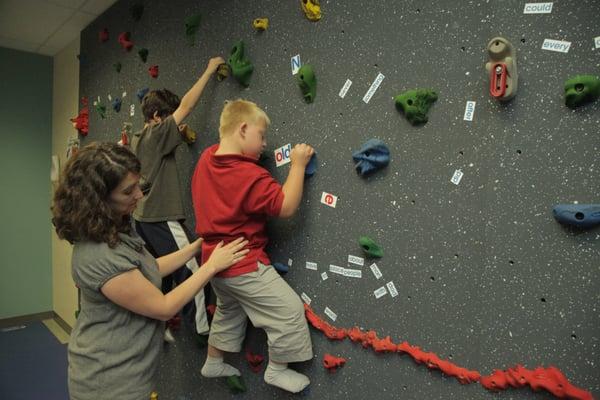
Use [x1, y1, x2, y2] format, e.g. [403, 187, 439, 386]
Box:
[52, 142, 141, 248]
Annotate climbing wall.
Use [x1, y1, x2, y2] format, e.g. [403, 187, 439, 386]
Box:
[78, 0, 599, 398]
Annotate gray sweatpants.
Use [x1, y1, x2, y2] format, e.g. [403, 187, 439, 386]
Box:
[208, 262, 313, 363]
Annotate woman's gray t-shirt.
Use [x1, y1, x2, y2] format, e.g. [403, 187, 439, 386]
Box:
[68, 229, 163, 400]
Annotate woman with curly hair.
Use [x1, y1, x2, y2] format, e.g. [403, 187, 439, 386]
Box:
[52, 142, 248, 400]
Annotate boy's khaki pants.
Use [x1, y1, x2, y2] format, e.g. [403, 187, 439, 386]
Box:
[208, 262, 313, 363]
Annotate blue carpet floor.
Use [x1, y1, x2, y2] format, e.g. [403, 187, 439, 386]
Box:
[0, 322, 69, 400]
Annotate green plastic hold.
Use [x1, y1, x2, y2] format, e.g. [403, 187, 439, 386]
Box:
[359, 236, 383, 258]
[296, 64, 316, 103]
[113, 62, 122, 73]
[564, 75, 600, 109]
[138, 48, 148, 63]
[94, 102, 106, 119]
[226, 375, 247, 394]
[394, 89, 438, 125]
[184, 14, 202, 46]
[228, 40, 254, 87]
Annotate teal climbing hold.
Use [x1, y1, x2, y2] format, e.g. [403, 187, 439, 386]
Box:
[113, 62, 122, 73]
[184, 14, 202, 46]
[394, 89, 438, 125]
[359, 236, 383, 258]
[228, 40, 254, 87]
[138, 48, 149, 63]
[226, 375, 247, 394]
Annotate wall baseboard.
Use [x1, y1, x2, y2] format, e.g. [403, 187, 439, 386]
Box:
[52, 311, 72, 335]
[0, 311, 54, 329]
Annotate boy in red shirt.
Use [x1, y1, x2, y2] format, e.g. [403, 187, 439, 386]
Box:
[191, 99, 314, 393]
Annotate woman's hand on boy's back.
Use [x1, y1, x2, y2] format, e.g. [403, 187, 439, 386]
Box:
[205, 237, 249, 274]
[290, 144, 314, 168]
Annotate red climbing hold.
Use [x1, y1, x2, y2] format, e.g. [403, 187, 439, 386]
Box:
[245, 350, 264, 373]
[166, 316, 181, 331]
[118, 32, 134, 51]
[206, 304, 216, 316]
[70, 97, 89, 136]
[323, 354, 346, 372]
[481, 365, 593, 400]
[148, 65, 159, 78]
[99, 28, 109, 42]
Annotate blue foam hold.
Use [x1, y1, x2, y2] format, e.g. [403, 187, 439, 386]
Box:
[305, 153, 317, 177]
[553, 204, 600, 229]
[112, 97, 122, 112]
[352, 139, 390, 176]
[272, 262, 289, 274]
[137, 87, 150, 103]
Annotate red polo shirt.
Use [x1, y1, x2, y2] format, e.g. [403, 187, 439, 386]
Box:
[191, 144, 284, 278]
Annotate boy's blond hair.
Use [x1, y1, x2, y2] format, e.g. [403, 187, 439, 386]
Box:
[219, 99, 271, 138]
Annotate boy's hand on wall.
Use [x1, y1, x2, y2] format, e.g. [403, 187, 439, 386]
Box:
[206, 56, 226, 75]
[290, 144, 315, 167]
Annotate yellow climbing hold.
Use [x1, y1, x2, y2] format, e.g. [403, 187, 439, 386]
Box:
[301, 0, 321, 21]
[253, 18, 269, 31]
[149, 391, 158, 400]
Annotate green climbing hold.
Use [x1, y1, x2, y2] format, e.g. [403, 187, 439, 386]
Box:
[394, 89, 438, 125]
[130, 3, 144, 21]
[359, 236, 383, 258]
[228, 40, 254, 87]
[184, 14, 202, 46]
[226, 375, 247, 394]
[564, 75, 600, 109]
[296, 64, 316, 103]
[113, 62, 122, 73]
[94, 102, 106, 119]
[138, 48, 148, 63]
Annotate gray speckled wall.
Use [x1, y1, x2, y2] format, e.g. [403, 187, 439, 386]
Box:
[79, 0, 599, 398]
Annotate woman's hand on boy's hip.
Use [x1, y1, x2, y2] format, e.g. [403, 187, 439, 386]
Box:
[290, 144, 315, 167]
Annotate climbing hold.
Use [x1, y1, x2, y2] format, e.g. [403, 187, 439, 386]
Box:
[137, 87, 150, 103]
[394, 89, 438, 125]
[138, 48, 149, 63]
[98, 28, 109, 42]
[216, 63, 230, 81]
[564, 75, 600, 109]
[113, 62, 122, 73]
[485, 37, 518, 101]
[352, 139, 390, 176]
[300, 0, 321, 21]
[226, 375, 247, 394]
[253, 18, 269, 31]
[150, 391, 158, 400]
[245, 350, 264, 373]
[93, 100, 106, 119]
[359, 236, 383, 258]
[112, 98, 122, 113]
[272, 262, 289, 274]
[120, 122, 132, 146]
[184, 14, 202, 46]
[305, 153, 317, 177]
[228, 40, 254, 87]
[180, 125, 196, 144]
[130, 3, 144, 21]
[323, 354, 346, 372]
[296, 64, 316, 103]
[70, 97, 89, 136]
[149, 65, 159, 79]
[118, 32, 134, 51]
[166, 315, 181, 331]
[553, 204, 600, 229]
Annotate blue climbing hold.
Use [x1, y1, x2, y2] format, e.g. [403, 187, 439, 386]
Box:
[305, 153, 317, 177]
[352, 139, 390, 176]
[137, 87, 149, 103]
[112, 98, 122, 113]
[272, 262, 289, 274]
[553, 204, 600, 229]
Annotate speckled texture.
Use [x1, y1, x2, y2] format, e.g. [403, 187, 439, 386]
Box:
[79, 0, 599, 398]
